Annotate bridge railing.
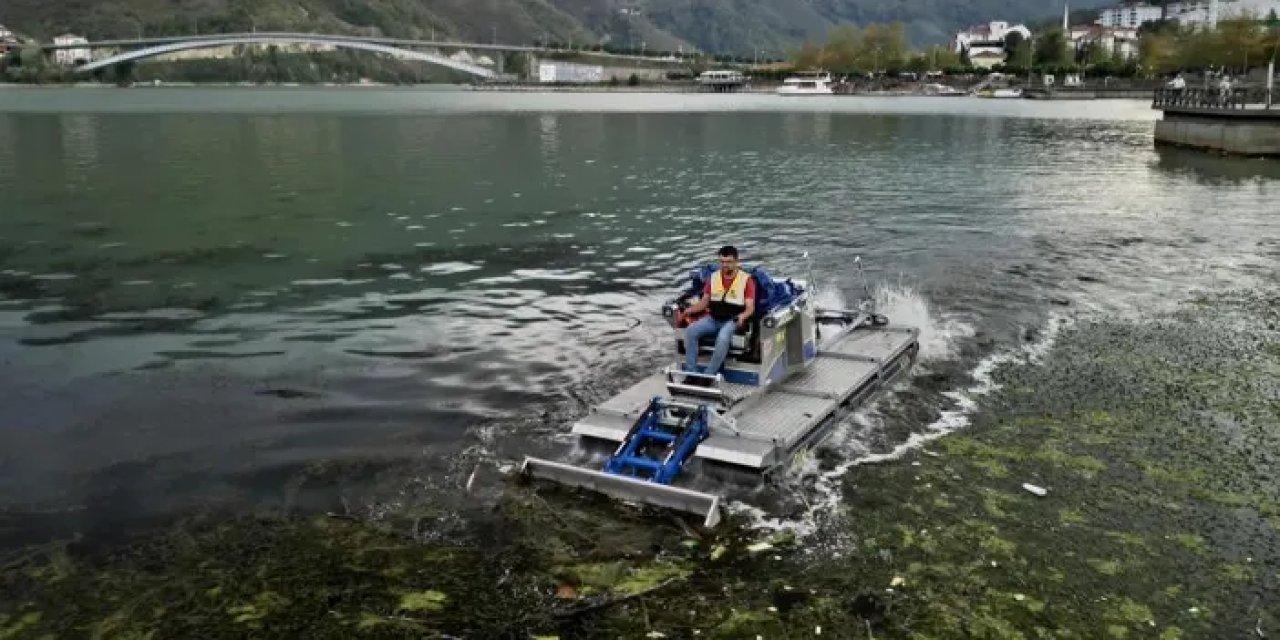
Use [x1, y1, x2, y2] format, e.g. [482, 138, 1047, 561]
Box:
[1153, 86, 1274, 110]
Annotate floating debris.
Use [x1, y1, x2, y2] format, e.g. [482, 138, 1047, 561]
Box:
[1022, 483, 1048, 497]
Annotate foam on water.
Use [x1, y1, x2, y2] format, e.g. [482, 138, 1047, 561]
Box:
[730, 284, 1068, 539]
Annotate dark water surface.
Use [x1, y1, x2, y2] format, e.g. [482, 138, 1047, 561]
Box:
[1, 89, 1278, 548]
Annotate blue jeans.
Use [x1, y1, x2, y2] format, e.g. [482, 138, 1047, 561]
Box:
[684, 315, 737, 375]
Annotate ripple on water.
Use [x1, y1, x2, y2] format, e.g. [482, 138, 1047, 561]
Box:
[420, 262, 481, 275]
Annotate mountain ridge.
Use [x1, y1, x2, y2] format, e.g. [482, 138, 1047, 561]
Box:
[0, 0, 1108, 55]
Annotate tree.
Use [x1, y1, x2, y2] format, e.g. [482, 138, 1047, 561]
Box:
[959, 45, 972, 67]
[859, 23, 907, 71]
[1009, 38, 1033, 68]
[791, 42, 824, 69]
[824, 25, 861, 71]
[1215, 17, 1267, 71]
[114, 60, 135, 86]
[921, 45, 961, 70]
[1110, 42, 1127, 67]
[905, 53, 931, 73]
[1079, 40, 1112, 67]
[1139, 30, 1177, 74]
[1034, 28, 1073, 68]
[1004, 31, 1026, 63]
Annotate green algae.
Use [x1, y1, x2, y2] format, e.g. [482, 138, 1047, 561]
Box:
[396, 590, 447, 613]
[1087, 559, 1123, 576]
[1171, 534, 1205, 553]
[553, 561, 689, 597]
[3, 290, 1278, 639]
[0, 613, 42, 640]
[1218, 563, 1252, 582]
[1105, 531, 1147, 549]
[1059, 508, 1087, 525]
[972, 459, 1010, 478]
[711, 609, 780, 638]
[227, 591, 290, 627]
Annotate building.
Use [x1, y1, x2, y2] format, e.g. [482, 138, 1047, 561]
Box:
[1094, 0, 1280, 29]
[969, 50, 1008, 68]
[1168, 0, 1280, 26]
[53, 34, 91, 66]
[953, 21, 1033, 63]
[1095, 3, 1166, 28]
[0, 23, 17, 54]
[538, 61, 604, 83]
[1069, 25, 1141, 60]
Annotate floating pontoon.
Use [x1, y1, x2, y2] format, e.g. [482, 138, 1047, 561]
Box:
[521, 257, 919, 527]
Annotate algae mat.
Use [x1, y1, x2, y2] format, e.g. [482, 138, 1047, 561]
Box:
[3, 288, 1279, 638]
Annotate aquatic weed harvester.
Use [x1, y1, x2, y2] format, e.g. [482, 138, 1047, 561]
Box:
[520, 256, 919, 527]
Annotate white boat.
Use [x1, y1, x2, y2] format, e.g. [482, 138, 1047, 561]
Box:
[977, 87, 1024, 99]
[776, 71, 834, 95]
[922, 82, 966, 97]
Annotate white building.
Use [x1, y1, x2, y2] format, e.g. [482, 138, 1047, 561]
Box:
[53, 34, 91, 66]
[1095, 3, 1166, 28]
[1168, 0, 1280, 26]
[1094, 0, 1280, 29]
[0, 24, 16, 42]
[953, 21, 1033, 63]
[1069, 25, 1141, 60]
[538, 61, 603, 83]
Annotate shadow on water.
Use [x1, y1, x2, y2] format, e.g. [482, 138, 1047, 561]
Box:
[1152, 145, 1280, 185]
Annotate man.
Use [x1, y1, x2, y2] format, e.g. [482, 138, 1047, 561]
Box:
[678, 245, 756, 379]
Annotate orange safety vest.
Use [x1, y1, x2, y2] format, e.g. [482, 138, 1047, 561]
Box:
[709, 270, 749, 321]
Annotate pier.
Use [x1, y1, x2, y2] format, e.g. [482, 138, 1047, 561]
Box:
[1152, 86, 1280, 157]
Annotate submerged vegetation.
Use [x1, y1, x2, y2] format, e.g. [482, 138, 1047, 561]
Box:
[3, 288, 1278, 638]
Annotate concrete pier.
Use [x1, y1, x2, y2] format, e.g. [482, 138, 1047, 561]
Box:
[1152, 87, 1280, 157]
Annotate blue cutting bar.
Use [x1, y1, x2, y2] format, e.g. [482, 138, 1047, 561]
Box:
[602, 397, 709, 484]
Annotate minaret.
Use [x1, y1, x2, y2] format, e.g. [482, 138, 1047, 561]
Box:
[1063, 3, 1070, 30]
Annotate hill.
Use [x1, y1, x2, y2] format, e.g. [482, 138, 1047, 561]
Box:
[0, 0, 1112, 55]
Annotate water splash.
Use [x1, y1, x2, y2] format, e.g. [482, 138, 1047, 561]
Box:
[731, 287, 1069, 539]
[874, 282, 976, 362]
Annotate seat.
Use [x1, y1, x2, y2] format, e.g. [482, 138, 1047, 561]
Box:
[675, 317, 761, 364]
[675, 277, 764, 364]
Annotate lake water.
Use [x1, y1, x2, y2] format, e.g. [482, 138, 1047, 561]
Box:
[2, 87, 1279, 547]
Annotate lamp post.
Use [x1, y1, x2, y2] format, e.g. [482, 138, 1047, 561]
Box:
[1268, 57, 1274, 108]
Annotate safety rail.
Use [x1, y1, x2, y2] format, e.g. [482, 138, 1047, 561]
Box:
[1153, 86, 1274, 110]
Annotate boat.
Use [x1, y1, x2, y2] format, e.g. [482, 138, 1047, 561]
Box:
[776, 71, 835, 95]
[519, 256, 920, 527]
[921, 82, 966, 97]
[976, 87, 1024, 99]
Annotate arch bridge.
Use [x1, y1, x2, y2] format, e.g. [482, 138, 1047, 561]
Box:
[73, 33, 497, 78]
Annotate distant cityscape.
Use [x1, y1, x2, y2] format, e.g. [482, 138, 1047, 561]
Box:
[953, 0, 1280, 70]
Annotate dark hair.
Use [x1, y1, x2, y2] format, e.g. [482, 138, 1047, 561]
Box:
[718, 245, 739, 259]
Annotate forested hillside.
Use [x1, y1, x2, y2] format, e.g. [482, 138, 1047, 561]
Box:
[1, 0, 1106, 54]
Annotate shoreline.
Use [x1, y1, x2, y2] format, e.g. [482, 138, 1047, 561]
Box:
[0, 82, 1158, 100]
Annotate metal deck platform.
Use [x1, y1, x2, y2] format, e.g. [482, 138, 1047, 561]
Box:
[571, 324, 918, 471]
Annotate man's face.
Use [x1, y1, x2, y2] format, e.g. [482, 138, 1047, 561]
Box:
[719, 255, 738, 275]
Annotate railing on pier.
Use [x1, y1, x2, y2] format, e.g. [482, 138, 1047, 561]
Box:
[1152, 86, 1274, 110]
